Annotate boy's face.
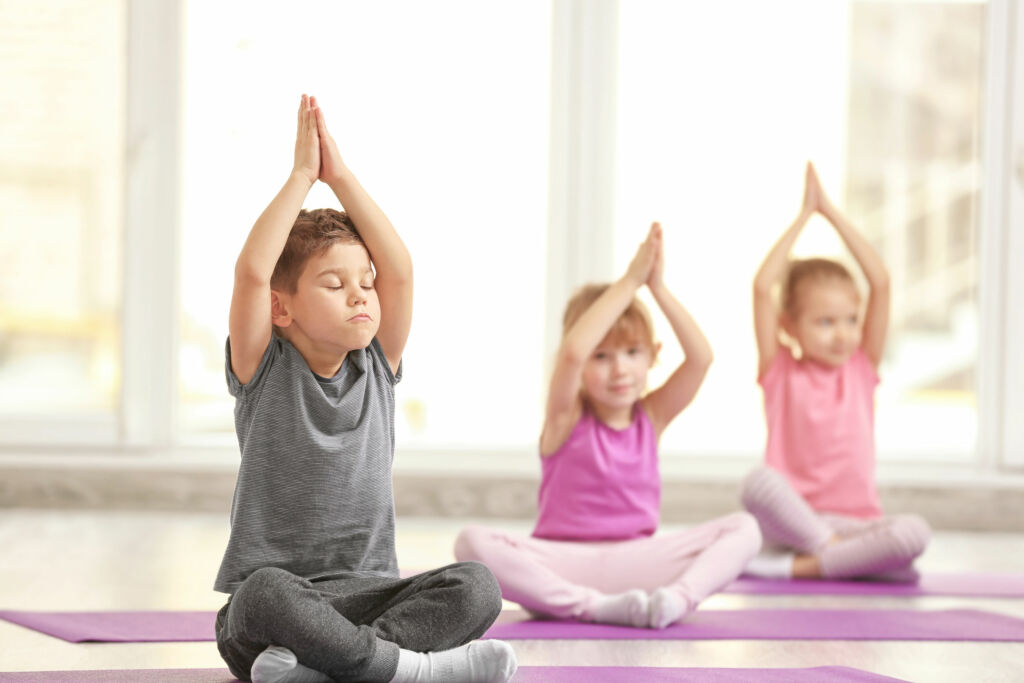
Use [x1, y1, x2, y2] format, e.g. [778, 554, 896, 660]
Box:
[275, 241, 381, 354]
[783, 280, 862, 367]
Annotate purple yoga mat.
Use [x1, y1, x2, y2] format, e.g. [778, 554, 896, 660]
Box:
[0, 671, 237, 683]
[0, 667, 908, 683]
[512, 666, 908, 682]
[725, 572, 1024, 597]
[4, 606, 1022, 644]
[484, 608, 1024, 641]
[0, 610, 216, 643]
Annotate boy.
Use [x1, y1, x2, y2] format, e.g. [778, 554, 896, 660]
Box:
[214, 95, 516, 683]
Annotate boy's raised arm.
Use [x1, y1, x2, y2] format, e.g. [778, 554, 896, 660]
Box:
[753, 163, 815, 377]
[811, 165, 890, 368]
[229, 95, 320, 384]
[314, 101, 412, 375]
[642, 224, 713, 436]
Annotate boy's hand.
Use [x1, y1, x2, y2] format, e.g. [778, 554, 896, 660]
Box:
[312, 97, 346, 187]
[646, 222, 665, 290]
[293, 94, 320, 184]
[625, 222, 659, 288]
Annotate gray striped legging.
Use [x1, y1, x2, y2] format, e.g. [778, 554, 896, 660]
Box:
[740, 466, 931, 579]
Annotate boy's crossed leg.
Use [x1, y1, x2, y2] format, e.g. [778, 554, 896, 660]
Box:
[217, 563, 516, 683]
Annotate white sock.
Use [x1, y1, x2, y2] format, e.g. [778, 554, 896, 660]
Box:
[743, 550, 795, 579]
[250, 646, 331, 683]
[389, 639, 517, 683]
[648, 588, 692, 629]
[586, 589, 649, 628]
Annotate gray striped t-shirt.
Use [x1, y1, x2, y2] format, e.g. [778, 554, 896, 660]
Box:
[214, 336, 402, 594]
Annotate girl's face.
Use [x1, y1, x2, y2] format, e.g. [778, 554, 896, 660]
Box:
[581, 337, 654, 411]
[783, 280, 862, 367]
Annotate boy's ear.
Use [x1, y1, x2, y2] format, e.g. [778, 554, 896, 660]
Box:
[270, 290, 293, 328]
[651, 341, 663, 365]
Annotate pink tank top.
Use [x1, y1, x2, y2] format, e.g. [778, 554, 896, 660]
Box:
[760, 347, 882, 518]
[532, 405, 660, 541]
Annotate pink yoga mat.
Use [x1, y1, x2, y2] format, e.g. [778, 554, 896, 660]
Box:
[484, 608, 1024, 641]
[0, 667, 908, 682]
[725, 572, 1024, 597]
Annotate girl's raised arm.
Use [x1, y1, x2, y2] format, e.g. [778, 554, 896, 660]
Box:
[753, 163, 815, 377]
[810, 165, 890, 368]
[540, 227, 658, 456]
[641, 224, 713, 436]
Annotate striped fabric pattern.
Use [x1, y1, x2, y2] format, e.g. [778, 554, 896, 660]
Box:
[214, 336, 402, 594]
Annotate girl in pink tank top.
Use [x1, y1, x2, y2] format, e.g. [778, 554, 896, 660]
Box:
[741, 162, 930, 582]
[455, 223, 761, 628]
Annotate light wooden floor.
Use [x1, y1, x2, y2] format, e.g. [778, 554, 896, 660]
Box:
[1, 510, 1023, 681]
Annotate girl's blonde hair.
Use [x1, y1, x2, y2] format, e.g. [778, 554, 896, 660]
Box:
[562, 283, 658, 361]
[781, 258, 858, 317]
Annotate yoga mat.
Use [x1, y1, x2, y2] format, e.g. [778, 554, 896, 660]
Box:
[0, 671, 237, 683]
[484, 608, 1024, 641]
[0, 667, 909, 683]
[5, 606, 1022, 644]
[726, 572, 1024, 598]
[512, 666, 908, 682]
[0, 610, 216, 643]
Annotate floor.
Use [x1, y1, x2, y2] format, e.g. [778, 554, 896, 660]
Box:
[1, 510, 1023, 682]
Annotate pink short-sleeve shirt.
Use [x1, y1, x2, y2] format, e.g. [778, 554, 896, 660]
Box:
[760, 347, 882, 519]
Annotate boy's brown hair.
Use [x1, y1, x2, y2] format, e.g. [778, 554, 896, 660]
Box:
[562, 283, 658, 361]
[781, 258, 858, 316]
[270, 208, 365, 294]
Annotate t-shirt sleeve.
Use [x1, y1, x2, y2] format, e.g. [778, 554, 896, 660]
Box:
[758, 346, 792, 390]
[225, 336, 277, 397]
[850, 348, 881, 388]
[367, 337, 402, 386]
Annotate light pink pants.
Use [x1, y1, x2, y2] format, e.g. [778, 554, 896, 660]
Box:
[454, 512, 761, 620]
[740, 466, 931, 579]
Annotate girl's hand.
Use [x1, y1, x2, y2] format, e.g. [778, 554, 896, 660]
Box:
[801, 161, 819, 216]
[625, 223, 659, 287]
[293, 94, 320, 184]
[646, 222, 665, 290]
[312, 96, 346, 186]
[804, 161, 836, 216]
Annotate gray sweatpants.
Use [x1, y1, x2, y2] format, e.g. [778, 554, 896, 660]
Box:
[215, 561, 502, 683]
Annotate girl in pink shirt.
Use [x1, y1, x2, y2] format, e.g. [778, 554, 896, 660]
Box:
[741, 162, 930, 581]
[455, 223, 761, 628]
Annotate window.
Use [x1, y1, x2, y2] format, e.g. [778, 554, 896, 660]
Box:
[180, 1, 551, 450]
[0, 2, 123, 434]
[616, 1, 985, 462]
